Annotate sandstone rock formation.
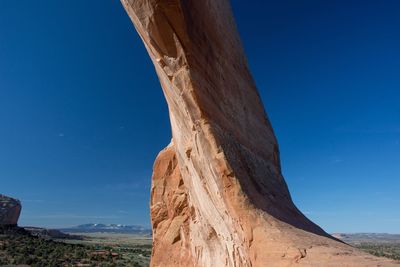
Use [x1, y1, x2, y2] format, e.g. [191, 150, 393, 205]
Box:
[0, 194, 21, 226]
[121, 0, 399, 266]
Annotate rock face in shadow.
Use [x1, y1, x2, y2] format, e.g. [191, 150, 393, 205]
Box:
[121, 0, 399, 266]
[0, 195, 21, 226]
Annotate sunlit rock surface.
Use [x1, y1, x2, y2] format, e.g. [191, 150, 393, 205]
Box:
[121, 0, 399, 266]
[0, 194, 21, 226]
[150, 142, 192, 266]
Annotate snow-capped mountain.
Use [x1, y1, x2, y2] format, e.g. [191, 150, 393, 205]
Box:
[59, 223, 151, 234]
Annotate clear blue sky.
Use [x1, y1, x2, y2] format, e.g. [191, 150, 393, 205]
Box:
[0, 0, 399, 233]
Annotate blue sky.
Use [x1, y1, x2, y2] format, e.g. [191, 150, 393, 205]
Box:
[0, 0, 399, 233]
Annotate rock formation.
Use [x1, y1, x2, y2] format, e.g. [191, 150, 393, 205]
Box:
[0, 194, 21, 226]
[121, 0, 399, 266]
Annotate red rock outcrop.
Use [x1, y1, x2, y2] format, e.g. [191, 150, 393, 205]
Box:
[0, 194, 21, 226]
[150, 143, 193, 266]
[121, 0, 399, 266]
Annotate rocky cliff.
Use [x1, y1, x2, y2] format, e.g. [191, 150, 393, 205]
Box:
[0, 195, 21, 226]
[121, 0, 399, 266]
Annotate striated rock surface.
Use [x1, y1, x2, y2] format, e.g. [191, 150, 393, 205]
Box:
[0, 194, 21, 226]
[150, 142, 193, 267]
[121, 0, 399, 266]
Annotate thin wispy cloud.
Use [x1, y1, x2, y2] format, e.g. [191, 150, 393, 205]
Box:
[117, 210, 129, 214]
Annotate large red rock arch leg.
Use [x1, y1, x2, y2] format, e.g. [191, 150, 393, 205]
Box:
[121, 0, 399, 266]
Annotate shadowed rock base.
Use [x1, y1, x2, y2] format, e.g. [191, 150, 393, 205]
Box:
[121, 0, 399, 266]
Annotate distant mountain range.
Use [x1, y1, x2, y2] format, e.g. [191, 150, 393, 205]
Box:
[59, 223, 151, 234]
[332, 233, 400, 244]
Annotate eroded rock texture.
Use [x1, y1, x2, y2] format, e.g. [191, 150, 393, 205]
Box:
[0, 194, 21, 226]
[150, 143, 193, 266]
[121, 0, 399, 266]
